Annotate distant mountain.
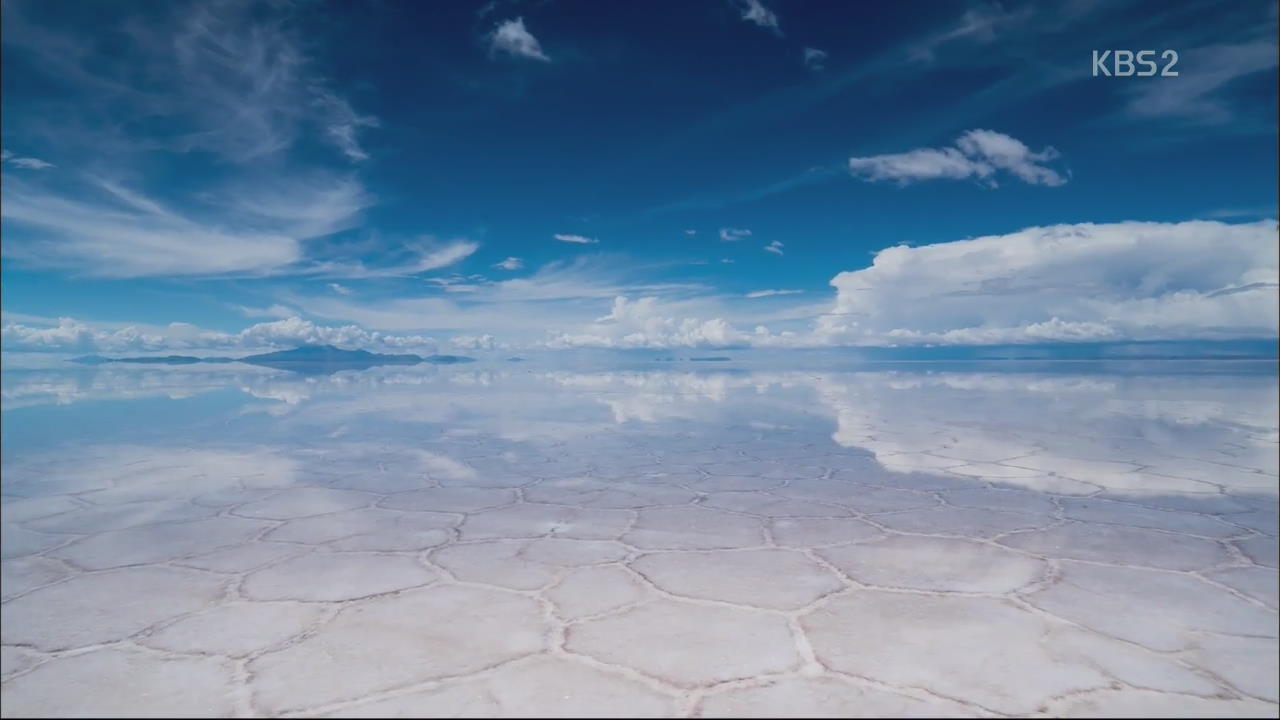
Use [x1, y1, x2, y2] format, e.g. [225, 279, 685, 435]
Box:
[68, 345, 475, 372]
[240, 345, 422, 365]
[422, 354, 475, 364]
[71, 354, 230, 365]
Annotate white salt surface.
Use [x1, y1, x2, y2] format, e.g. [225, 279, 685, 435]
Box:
[1, 363, 1276, 717]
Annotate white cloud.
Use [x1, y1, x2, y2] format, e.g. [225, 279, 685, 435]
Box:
[1124, 40, 1277, 125]
[816, 219, 1279, 345]
[764, 240, 785, 256]
[721, 258, 735, 264]
[849, 129, 1066, 187]
[554, 233, 599, 244]
[427, 275, 484, 293]
[0, 3, 388, 278]
[735, 0, 780, 33]
[719, 228, 751, 242]
[98, 2, 375, 164]
[311, 88, 380, 162]
[547, 296, 750, 349]
[746, 289, 802, 298]
[234, 304, 300, 320]
[488, 17, 550, 62]
[14, 220, 1272, 355]
[299, 240, 479, 279]
[493, 257, 524, 270]
[907, 4, 1029, 65]
[449, 334, 503, 351]
[2, 176, 302, 277]
[954, 130, 1065, 186]
[5, 156, 55, 170]
[803, 47, 827, 71]
[685, 229, 697, 236]
[328, 283, 352, 296]
[1, 316, 440, 355]
[283, 256, 713, 341]
[1, 174, 376, 278]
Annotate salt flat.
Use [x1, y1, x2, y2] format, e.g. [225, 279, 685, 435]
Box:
[1, 361, 1277, 717]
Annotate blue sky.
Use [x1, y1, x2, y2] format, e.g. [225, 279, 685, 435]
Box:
[2, 0, 1277, 355]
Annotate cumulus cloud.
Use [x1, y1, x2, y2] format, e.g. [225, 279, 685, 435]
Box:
[1, 316, 440, 355]
[746, 289, 802, 298]
[816, 219, 1279, 345]
[554, 233, 598, 244]
[803, 47, 827, 71]
[849, 129, 1066, 187]
[488, 17, 550, 62]
[493, 257, 524, 270]
[546, 296, 749, 349]
[735, 0, 780, 34]
[719, 228, 751, 242]
[449, 334, 503, 351]
[764, 240, 785, 255]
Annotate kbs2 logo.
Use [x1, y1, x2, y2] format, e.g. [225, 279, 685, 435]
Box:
[1092, 50, 1179, 77]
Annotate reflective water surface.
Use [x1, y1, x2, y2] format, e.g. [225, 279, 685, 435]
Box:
[2, 360, 1277, 717]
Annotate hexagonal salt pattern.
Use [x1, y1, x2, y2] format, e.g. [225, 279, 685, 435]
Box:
[2, 367, 1276, 717]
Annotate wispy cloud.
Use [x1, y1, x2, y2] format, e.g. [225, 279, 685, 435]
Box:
[907, 3, 1032, 65]
[554, 233, 599, 244]
[803, 47, 827, 71]
[2, 149, 55, 170]
[299, 240, 480, 279]
[1125, 40, 1278, 125]
[328, 283, 353, 296]
[719, 228, 752, 242]
[311, 88, 380, 162]
[849, 129, 1067, 187]
[0, 1, 388, 279]
[233, 304, 299, 320]
[764, 240, 785, 256]
[493, 257, 524, 270]
[746, 289, 802, 298]
[488, 17, 550, 62]
[1, 173, 374, 278]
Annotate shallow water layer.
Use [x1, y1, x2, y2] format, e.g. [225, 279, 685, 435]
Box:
[1, 361, 1277, 717]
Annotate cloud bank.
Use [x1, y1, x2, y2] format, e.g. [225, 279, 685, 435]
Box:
[2, 317, 440, 355]
[817, 219, 1278, 345]
[6, 220, 1273, 354]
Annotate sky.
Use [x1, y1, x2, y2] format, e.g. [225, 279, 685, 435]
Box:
[1, 0, 1277, 356]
